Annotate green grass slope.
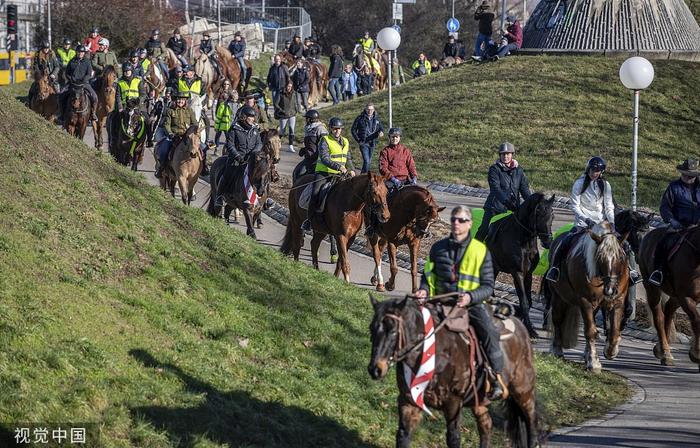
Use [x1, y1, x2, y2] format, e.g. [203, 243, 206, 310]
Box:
[327, 55, 699, 208]
[0, 90, 629, 446]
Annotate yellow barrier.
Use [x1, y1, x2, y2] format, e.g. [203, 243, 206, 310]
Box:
[0, 51, 31, 85]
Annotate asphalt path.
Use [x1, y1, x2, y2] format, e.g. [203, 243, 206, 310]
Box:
[80, 121, 700, 447]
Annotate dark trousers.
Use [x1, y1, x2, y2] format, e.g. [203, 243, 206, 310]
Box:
[475, 208, 495, 241]
[550, 227, 584, 272]
[469, 304, 504, 373]
[306, 172, 330, 222]
[653, 230, 680, 272]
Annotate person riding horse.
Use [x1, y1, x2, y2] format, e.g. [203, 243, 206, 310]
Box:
[214, 106, 264, 208]
[359, 31, 375, 54]
[302, 37, 321, 61]
[110, 63, 146, 146]
[155, 91, 197, 178]
[83, 26, 102, 54]
[178, 65, 203, 99]
[414, 205, 507, 401]
[475, 142, 531, 241]
[62, 45, 98, 122]
[28, 41, 60, 106]
[56, 38, 75, 68]
[144, 30, 170, 77]
[199, 31, 221, 78]
[301, 117, 356, 231]
[125, 50, 145, 79]
[166, 29, 188, 67]
[227, 31, 248, 81]
[92, 38, 120, 78]
[296, 109, 328, 179]
[648, 158, 700, 286]
[288, 35, 304, 59]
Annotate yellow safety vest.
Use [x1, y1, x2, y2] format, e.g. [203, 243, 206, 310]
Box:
[118, 78, 141, 103]
[361, 37, 374, 53]
[315, 135, 349, 174]
[178, 77, 202, 96]
[214, 101, 233, 131]
[423, 238, 487, 296]
[56, 48, 76, 67]
[141, 58, 151, 72]
[412, 60, 432, 75]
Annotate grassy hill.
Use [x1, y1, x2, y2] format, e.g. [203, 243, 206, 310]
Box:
[0, 90, 630, 445]
[326, 55, 699, 209]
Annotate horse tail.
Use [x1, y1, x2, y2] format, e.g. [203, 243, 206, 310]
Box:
[558, 297, 581, 349]
[245, 62, 253, 87]
[540, 279, 551, 331]
[501, 393, 543, 448]
[280, 189, 300, 256]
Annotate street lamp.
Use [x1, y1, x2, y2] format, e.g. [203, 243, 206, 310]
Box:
[376, 27, 401, 129]
[619, 56, 654, 211]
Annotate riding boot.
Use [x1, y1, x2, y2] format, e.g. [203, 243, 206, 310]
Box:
[546, 234, 571, 282]
[469, 305, 507, 400]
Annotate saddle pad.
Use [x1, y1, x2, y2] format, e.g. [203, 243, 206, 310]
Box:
[299, 184, 312, 210]
[299, 181, 334, 212]
[442, 305, 470, 333]
[496, 318, 516, 341]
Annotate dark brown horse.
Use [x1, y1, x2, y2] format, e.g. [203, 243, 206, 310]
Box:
[279, 51, 328, 106]
[543, 221, 629, 372]
[216, 46, 252, 94]
[29, 68, 59, 123]
[63, 85, 91, 139]
[108, 100, 148, 170]
[368, 186, 444, 293]
[368, 295, 540, 448]
[281, 172, 391, 282]
[638, 225, 700, 369]
[485, 193, 555, 338]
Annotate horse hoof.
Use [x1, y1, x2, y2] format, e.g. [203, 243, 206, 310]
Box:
[661, 355, 675, 366]
[653, 343, 663, 360]
[384, 282, 395, 292]
[589, 366, 602, 374]
[376, 284, 385, 292]
[689, 349, 700, 364]
[370, 275, 378, 286]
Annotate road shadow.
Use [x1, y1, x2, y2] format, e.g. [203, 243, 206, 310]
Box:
[128, 349, 379, 448]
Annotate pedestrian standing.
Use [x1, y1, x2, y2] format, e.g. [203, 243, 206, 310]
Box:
[327, 45, 344, 105]
[472, 1, 495, 60]
[292, 60, 310, 112]
[274, 82, 299, 153]
[266, 54, 290, 107]
[351, 102, 384, 173]
[341, 64, 358, 101]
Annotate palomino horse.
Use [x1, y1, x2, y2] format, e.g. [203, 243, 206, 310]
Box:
[368, 295, 540, 448]
[94, 65, 117, 149]
[485, 193, 555, 338]
[160, 125, 202, 205]
[163, 48, 181, 71]
[638, 225, 700, 369]
[543, 221, 629, 372]
[281, 172, 391, 282]
[194, 52, 218, 109]
[215, 46, 252, 93]
[207, 147, 273, 239]
[108, 99, 148, 170]
[368, 186, 444, 293]
[29, 68, 59, 123]
[372, 48, 389, 91]
[63, 85, 91, 139]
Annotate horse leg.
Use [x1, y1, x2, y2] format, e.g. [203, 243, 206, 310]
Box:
[310, 232, 324, 270]
[471, 405, 493, 448]
[604, 300, 623, 360]
[549, 290, 565, 358]
[329, 235, 338, 263]
[443, 400, 464, 448]
[512, 271, 538, 338]
[676, 296, 700, 365]
[177, 177, 189, 205]
[369, 236, 385, 292]
[581, 301, 602, 372]
[242, 207, 256, 240]
[386, 241, 399, 291]
[647, 287, 674, 365]
[396, 400, 423, 448]
[336, 235, 351, 282]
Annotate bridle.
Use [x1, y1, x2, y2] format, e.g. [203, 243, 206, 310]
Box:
[512, 202, 552, 243]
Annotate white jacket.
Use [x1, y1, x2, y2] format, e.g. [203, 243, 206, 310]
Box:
[570, 174, 615, 228]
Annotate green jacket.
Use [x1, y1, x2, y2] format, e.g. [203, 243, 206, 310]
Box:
[164, 106, 197, 136]
[92, 50, 121, 77]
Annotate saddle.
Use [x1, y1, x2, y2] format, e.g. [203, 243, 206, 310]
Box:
[657, 228, 688, 263]
[299, 177, 339, 211]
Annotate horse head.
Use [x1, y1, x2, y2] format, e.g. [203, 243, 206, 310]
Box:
[368, 295, 419, 380]
[614, 209, 650, 256]
[249, 150, 271, 193]
[588, 221, 627, 300]
[412, 189, 445, 238]
[123, 102, 144, 138]
[519, 193, 555, 249]
[262, 129, 281, 164]
[366, 172, 391, 224]
[100, 66, 117, 95]
[184, 124, 201, 159]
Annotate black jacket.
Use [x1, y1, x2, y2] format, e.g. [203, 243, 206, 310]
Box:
[224, 121, 263, 163]
[474, 10, 495, 35]
[483, 161, 531, 213]
[292, 67, 310, 93]
[266, 63, 290, 92]
[328, 54, 344, 79]
[351, 111, 383, 146]
[228, 40, 246, 58]
[167, 37, 187, 56]
[660, 179, 700, 227]
[65, 57, 93, 85]
[288, 42, 303, 58]
[443, 42, 458, 59]
[420, 235, 495, 304]
[200, 39, 214, 56]
[303, 43, 321, 59]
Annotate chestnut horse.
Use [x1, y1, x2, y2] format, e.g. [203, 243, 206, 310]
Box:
[29, 69, 59, 123]
[281, 172, 391, 282]
[94, 65, 117, 149]
[368, 295, 540, 448]
[216, 46, 252, 93]
[373, 48, 389, 91]
[638, 225, 700, 369]
[63, 85, 91, 139]
[368, 186, 444, 293]
[160, 125, 202, 205]
[279, 51, 328, 106]
[543, 221, 629, 372]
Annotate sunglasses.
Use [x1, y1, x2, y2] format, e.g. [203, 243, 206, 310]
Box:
[450, 217, 471, 224]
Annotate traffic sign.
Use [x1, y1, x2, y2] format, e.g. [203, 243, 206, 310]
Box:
[393, 3, 403, 21]
[392, 24, 401, 34]
[446, 17, 460, 33]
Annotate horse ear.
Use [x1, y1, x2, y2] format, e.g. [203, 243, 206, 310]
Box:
[590, 232, 603, 244]
[369, 293, 379, 309]
[438, 206, 446, 212]
[548, 194, 556, 203]
[397, 295, 409, 309]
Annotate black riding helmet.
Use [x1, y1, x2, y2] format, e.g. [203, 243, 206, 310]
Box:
[240, 106, 257, 117]
[587, 156, 606, 173]
[122, 62, 133, 74]
[305, 109, 320, 120]
[329, 117, 343, 129]
[129, 49, 139, 58]
[41, 41, 50, 49]
[63, 38, 72, 45]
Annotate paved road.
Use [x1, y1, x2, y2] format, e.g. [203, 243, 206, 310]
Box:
[82, 122, 700, 447]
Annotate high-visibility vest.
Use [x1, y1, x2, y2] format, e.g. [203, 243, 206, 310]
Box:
[315, 135, 349, 174]
[178, 77, 202, 96]
[141, 58, 151, 73]
[118, 77, 141, 103]
[412, 60, 432, 75]
[214, 101, 233, 131]
[423, 238, 487, 296]
[360, 37, 374, 53]
[56, 48, 76, 67]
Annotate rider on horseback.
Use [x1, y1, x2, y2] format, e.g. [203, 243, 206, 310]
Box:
[83, 27, 102, 54]
[227, 31, 248, 81]
[144, 29, 170, 77]
[300, 117, 356, 231]
[214, 106, 263, 208]
[62, 45, 98, 122]
[302, 37, 321, 61]
[28, 41, 60, 105]
[298, 109, 328, 178]
[414, 205, 507, 401]
[56, 38, 75, 68]
[166, 28, 188, 67]
[115, 63, 145, 112]
[155, 91, 197, 178]
[126, 50, 145, 79]
[288, 35, 304, 59]
[648, 158, 700, 286]
[178, 65, 203, 98]
[199, 31, 221, 78]
[359, 31, 375, 54]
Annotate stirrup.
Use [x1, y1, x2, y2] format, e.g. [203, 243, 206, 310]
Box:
[629, 269, 643, 285]
[214, 195, 224, 208]
[545, 267, 560, 282]
[301, 219, 312, 231]
[648, 270, 663, 287]
[488, 373, 508, 401]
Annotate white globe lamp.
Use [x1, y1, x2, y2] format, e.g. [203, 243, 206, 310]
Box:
[376, 27, 401, 128]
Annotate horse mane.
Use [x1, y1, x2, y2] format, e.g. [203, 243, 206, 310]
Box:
[575, 221, 624, 279]
[216, 45, 234, 65]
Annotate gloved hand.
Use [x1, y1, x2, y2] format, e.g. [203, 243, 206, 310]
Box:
[504, 198, 517, 211]
[167, 133, 174, 140]
[670, 219, 683, 230]
[585, 218, 596, 228]
[390, 177, 401, 188]
[339, 165, 348, 174]
[410, 177, 418, 186]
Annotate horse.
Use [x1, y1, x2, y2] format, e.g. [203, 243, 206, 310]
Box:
[485, 193, 555, 338]
[281, 172, 391, 282]
[368, 186, 445, 293]
[215, 46, 252, 94]
[638, 224, 700, 369]
[194, 52, 218, 109]
[63, 84, 91, 139]
[29, 67, 59, 123]
[163, 47, 181, 71]
[543, 221, 629, 372]
[108, 99, 148, 170]
[207, 148, 272, 240]
[368, 295, 541, 448]
[94, 65, 117, 149]
[281, 53, 328, 107]
[160, 125, 202, 205]
[353, 44, 383, 88]
[143, 60, 166, 100]
[372, 48, 389, 91]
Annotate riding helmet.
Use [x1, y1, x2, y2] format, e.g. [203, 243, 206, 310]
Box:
[91, 27, 99, 33]
[182, 64, 193, 72]
[129, 49, 138, 58]
[203, 31, 211, 37]
[329, 117, 344, 129]
[388, 127, 401, 136]
[122, 63, 133, 74]
[240, 106, 257, 118]
[164, 87, 174, 96]
[586, 156, 607, 173]
[41, 41, 50, 49]
[76, 44, 87, 53]
[305, 109, 320, 120]
[98, 38, 109, 47]
[152, 29, 160, 35]
[63, 38, 72, 45]
[138, 48, 147, 56]
[498, 141, 515, 154]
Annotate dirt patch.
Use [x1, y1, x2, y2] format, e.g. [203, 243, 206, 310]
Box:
[633, 298, 693, 337]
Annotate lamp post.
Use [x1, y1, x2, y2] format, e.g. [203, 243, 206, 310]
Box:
[619, 56, 654, 211]
[376, 27, 401, 129]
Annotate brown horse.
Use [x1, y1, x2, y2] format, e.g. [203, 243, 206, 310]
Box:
[215, 46, 252, 93]
[368, 295, 540, 448]
[543, 221, 629, 372]
[29, 69, 59, 123]
[160, 125, 202, 205]
[63, 85, 91, 139]
[368, 186, 444, 293]
[373, 48, 389, 91]
[281, 172, 391, 282]
[638, 225, 700, 369]
[143, 60, 166, 99]
[279, 51, 328, 107]
[94, 65, 117, 149]
[108, 100, 148, 170]
[194, 52, 218, 108]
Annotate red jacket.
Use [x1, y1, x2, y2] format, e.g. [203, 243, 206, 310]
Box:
[379, 143, 418, 181]
[83, 35, 102, 54]
[505, 21, 523, 49]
